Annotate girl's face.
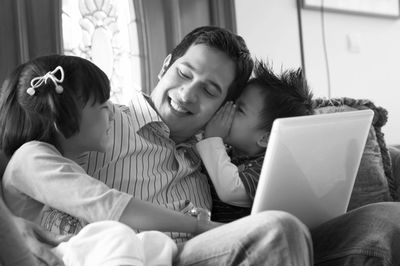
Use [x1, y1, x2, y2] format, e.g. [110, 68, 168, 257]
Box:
[65, 100, 114, 155]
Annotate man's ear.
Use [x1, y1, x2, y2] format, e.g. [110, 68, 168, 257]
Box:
[257, 132, 270, 148]
[157, 54, 172, 80]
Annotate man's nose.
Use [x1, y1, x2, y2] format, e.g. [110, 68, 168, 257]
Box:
[179, 82, 200, 103]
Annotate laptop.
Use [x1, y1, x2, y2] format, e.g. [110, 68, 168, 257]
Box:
[251, 109, 374, 229]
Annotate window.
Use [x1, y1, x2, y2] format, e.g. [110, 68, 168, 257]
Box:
[61, 0, 142, 104]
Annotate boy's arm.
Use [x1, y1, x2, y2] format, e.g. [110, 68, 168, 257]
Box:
[196, 137, 251, 207]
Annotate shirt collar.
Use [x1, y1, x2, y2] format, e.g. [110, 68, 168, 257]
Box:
[128, 90, 165, 129]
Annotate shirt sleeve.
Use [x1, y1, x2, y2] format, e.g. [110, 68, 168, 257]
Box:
[236, 156, 264, 200]
[196, 137, 251, 207]
[3, 142, 132, 223]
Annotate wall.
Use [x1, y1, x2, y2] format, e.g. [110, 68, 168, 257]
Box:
[235, 0, 400, 145]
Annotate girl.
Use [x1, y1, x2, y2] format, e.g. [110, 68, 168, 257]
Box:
[0, 55, 219, 265]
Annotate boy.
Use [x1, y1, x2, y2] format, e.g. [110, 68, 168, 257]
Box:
[196, 60, 314, 222]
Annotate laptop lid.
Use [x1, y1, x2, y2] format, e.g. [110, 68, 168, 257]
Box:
[251, 109, 374, 229]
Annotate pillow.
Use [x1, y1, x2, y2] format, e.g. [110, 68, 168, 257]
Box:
[313, 98, 394, 210]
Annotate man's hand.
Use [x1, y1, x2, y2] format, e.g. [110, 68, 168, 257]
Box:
[204, 101, 236, 139]
[194, 219, 223, 235]
[14, 216, 69, 266]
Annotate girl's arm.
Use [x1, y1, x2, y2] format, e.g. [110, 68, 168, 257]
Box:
[196, 137, 251, 207]
[120, 199, 220, 235]
[3, 141, 221, 235]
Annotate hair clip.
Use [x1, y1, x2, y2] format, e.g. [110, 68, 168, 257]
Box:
[26, 66, 65, 96]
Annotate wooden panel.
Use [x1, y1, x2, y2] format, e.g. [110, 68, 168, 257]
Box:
[142, 0, 169, 91]
[0, 0, 20, 83]
[26, 0, 62, 58]
[179, 0, 211, 37]
[0, 0, 62, 85]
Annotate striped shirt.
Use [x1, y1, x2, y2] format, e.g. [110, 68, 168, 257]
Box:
[77, 90, 212, 241]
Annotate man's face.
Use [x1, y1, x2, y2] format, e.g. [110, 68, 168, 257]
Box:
[151, 44, 236, 142]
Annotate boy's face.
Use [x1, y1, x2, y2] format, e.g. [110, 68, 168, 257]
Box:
[225, 84, 266, 155]
[150, 44, 236, 143]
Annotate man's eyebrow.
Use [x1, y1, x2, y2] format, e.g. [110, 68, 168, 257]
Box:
[182, 62, 223, 94]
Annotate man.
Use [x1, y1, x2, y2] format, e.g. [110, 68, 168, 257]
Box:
[78, 26, 313, 264]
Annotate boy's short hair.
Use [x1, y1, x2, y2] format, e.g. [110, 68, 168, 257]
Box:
[167, 26, 253, 102]
[248, 60, 314, 132]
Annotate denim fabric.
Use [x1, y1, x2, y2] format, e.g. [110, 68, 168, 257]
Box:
[175, 211, 313, 266]
[312, 202, 400, 266]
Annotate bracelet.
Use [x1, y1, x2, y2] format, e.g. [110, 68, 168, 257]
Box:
[187, 207, 211, 222]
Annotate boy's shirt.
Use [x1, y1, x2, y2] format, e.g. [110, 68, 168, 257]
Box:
[211, 152, 264, 223]
[231, 152, 265, 200]
[196, 137, 264, 222]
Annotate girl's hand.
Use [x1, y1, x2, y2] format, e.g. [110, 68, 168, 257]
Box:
[204, 101, 236, 139]
[14, 216, 70, 266]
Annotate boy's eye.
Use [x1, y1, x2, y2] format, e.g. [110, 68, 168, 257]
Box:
[204, 87, 218, 97]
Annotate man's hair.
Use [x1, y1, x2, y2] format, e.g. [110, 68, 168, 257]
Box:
[168, 26, 253, 101]
[247, 60, 314, 132]
[0, 55, 110, 157]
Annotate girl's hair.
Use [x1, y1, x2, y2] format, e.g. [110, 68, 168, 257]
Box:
[0, 55, 110, 157]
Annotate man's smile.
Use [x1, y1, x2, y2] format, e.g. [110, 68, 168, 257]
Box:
[169, 98, 193, 115]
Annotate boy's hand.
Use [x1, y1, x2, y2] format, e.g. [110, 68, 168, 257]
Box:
[204, 101, 236, 139]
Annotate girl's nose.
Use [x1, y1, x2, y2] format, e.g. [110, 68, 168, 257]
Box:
[107, 102, 115, 122]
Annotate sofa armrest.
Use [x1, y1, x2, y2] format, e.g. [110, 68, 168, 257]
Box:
[389, 145, 400, 200]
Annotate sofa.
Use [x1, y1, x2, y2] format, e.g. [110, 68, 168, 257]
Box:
[313, 97, 400, 210]
[0, 97, 399, 222]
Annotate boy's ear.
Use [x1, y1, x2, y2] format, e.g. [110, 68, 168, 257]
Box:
[157, 54, 172, 80]
[257, 132, 270, 148]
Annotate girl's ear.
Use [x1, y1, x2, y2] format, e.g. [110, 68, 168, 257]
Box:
[257, 132, 270, 148]
[157, 54, 172, 80]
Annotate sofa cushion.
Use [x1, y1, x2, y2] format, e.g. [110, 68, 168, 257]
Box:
[389, 146, 400, 199]
[313, 98, 394, 210]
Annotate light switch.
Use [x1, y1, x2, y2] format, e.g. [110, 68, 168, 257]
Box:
[346, 33, 361, 53]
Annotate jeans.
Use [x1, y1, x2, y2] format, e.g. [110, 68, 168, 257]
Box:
[312, 202, 400, 266]
[175, 211, 313, 266]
